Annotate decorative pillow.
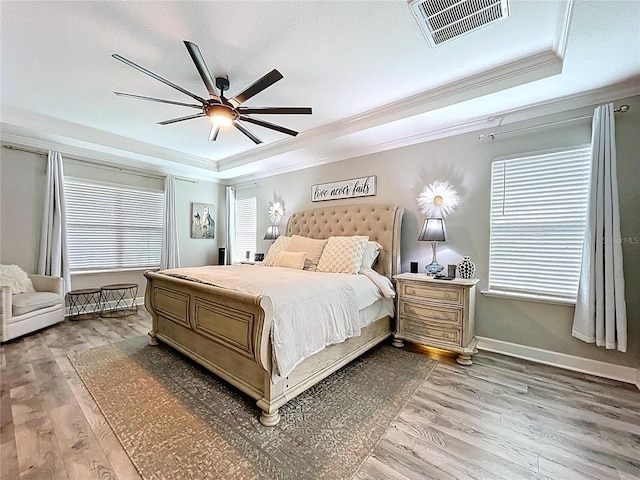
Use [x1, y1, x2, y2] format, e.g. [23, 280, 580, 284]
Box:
[263, 236, 291, 266]
[0, 264, 36, 294]
[286, 235, 328, 271]
[360, 241, 383, 271]
[273, 251, 306, 270]
[317, 236, 369, 274]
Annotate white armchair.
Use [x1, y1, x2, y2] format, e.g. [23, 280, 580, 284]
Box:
[0, 274, 65, 343]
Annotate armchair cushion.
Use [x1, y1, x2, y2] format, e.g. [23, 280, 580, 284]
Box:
[12, 292, 61, 316]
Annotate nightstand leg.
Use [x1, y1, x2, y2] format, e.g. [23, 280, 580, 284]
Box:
[392, 336, 404, 348]
[456, 353, 473, 366]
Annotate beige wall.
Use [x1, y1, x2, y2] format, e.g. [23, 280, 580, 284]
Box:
[240, 95, 640, 369]
[0, 150, 221, 298]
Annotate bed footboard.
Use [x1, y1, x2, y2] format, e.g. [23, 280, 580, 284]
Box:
[145, 270, 274, 401]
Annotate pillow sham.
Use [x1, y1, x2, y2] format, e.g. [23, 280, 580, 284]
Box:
[0, 264, 36, 294]
[360, 241, 383, 270]
[316, 235, 369, 274]
[273, 251, 307, 270]
[286, 235, 328, 271]
[263, 236, 291, 266]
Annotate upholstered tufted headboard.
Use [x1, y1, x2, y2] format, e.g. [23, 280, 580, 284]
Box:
[285, 204, 404, 279]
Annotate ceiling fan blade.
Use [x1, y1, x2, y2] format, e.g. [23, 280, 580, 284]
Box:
[230, 69, 283, 107]
[114, 92, 203, 109]
[158, 113, 206, 125]
[233, 121, 263, 144]
[183, 41, 218, 98]
[239, 115, 298, 137]
[112, 53, 207, 104]
[208, 125, 220, 142]
[237, 107, 312, 115]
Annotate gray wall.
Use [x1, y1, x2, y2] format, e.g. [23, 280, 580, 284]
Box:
[1, 96, 637, 370]
[240, 95, 640, 369]
[0, 149, 222, 297]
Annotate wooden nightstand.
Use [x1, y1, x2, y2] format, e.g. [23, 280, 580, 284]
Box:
[392, 273, 479, 365]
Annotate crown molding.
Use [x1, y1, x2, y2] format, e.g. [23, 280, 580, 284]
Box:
[0, 130, 222, 183]
[481, 76, 640, 125]
[227, 79, 639, 184]
[218, 49, 563, 172]
[553, 0, 576, 58]
[0, 106, 219, 172]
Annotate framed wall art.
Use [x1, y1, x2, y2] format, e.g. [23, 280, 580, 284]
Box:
[191, 202, 215, 239]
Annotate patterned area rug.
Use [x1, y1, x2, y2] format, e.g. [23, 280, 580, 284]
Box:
[70, 336, 437, 480]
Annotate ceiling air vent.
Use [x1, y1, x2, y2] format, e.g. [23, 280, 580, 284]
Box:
[410, 0, 510, 47]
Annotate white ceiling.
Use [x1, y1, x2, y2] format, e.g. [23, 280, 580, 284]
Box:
[1, 0, 639, 183]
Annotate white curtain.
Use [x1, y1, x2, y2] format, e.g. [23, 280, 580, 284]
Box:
[38, 151, 71, 292]
[225, 186, 236, 265]
[572, 103, 627, 352]
[160, 175, 180, 270]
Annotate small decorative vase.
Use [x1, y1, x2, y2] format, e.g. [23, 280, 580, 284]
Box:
[456, 256, 476, 279]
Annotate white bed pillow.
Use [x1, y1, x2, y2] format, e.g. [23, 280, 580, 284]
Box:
[274, 251, 307, 270]
[286, 235, 328, 271]
[359, 268, 396, 298]
[360, 241, 382, 271]
[317, 236, 369, 274]
[263, 236, 291, 266]
[0, 264, 36, 294]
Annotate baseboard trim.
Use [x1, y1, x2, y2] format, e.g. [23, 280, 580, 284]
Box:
[476, 336, 639, 388]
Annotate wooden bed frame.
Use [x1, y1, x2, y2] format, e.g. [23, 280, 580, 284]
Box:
[144, 203, 403, 426]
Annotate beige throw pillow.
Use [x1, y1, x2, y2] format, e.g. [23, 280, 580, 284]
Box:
[317, 236, 369, 274]
[263, 236, 291, 266]
[286, 235, 328, 271]
[273, 251, 307, 270]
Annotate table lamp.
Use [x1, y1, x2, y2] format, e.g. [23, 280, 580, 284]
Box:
[418, 217, 448, 274]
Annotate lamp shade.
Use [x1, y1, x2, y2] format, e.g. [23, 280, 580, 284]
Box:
[418, 218, 448, 242]
[263, 224, 280, 240]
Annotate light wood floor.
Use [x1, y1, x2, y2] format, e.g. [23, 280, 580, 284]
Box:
[1, 310, 639, 480]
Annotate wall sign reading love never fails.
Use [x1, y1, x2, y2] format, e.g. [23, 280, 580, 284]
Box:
[311, 176, 377, 202]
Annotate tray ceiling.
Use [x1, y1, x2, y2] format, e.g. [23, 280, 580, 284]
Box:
[1, 1, 639, 182]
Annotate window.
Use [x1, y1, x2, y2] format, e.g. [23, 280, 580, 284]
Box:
[487, 146, 591, 303]
[233, 196, 257, 263]
[65, 179, 164, 272]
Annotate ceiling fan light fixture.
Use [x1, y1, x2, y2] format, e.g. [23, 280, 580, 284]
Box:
[210, 114, 233, 127]
[206, 104, 235, 127]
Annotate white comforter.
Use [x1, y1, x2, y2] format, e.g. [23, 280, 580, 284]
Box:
[161, 265, 395, 381]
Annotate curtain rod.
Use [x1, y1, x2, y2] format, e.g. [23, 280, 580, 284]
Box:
[478, 104, 630, 141]
[2, 144, 198, 183]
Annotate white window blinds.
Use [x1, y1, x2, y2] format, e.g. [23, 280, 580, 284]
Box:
[65, 179, 164, 272]
[488, 146, 591, 302]
[233, 196, 257, 263]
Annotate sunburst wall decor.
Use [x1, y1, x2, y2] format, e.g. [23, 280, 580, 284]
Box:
[268, 201, 285, 225]
[417, 180, 460, 218]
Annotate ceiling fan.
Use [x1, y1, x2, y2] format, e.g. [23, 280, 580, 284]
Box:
[112, 41, 312, 144]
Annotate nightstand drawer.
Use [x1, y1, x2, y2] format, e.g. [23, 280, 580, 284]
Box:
[400, 301, 462, 326]
[400, 317, 461, 346]
[400, 282, 462, 305]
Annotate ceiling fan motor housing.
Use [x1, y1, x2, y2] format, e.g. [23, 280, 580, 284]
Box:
[215, 76, 230, 93]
